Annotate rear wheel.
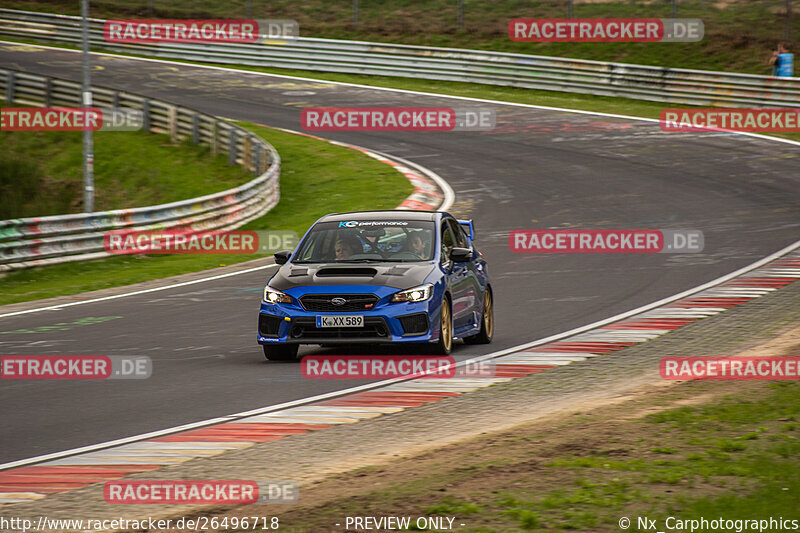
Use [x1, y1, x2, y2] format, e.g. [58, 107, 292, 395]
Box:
[429, 296, 453, 355]
[464, 286, 493, 345]
[263, 344, 299, 361]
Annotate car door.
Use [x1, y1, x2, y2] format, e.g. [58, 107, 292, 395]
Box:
[447, 218, 481, 332]
[441, 218, 471, 332]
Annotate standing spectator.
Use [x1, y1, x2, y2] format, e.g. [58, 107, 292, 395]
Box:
[769, 42, 794, 77]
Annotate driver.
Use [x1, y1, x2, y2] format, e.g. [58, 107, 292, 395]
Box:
[407, 231, 427, 257]
[335, 236, 361, 260]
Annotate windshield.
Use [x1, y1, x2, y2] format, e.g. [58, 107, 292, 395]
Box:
[293, 220, 436, 263]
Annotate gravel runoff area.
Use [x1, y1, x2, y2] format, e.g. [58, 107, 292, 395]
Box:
[4, 280, 800, 528]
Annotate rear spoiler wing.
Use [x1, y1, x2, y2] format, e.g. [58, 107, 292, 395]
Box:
[457, 219, 475, 241]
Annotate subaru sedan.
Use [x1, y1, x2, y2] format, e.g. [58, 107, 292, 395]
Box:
[257, 211, 493, 360]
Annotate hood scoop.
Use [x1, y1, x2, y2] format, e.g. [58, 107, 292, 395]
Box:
[382, 266, 411, 276]
[316, 267, 378, 277]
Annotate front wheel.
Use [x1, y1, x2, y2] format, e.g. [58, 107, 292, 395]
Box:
[263, 344, 299, 361]
[464, 286, 493, 345]
[428, 296, 453, 355]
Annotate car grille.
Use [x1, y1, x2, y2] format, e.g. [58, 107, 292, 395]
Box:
[398, 313, 429, 336]
[289, 317, 389, 340]
[259, 314, 283, 337]
[299, 294, 379, 312]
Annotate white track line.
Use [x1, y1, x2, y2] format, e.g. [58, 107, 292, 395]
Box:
[2, 40, 799, 148]
[0, 264, 280, 320]
[2, 238, 798, 471]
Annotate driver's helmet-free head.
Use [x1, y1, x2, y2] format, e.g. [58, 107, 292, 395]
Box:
[406, 230, 428, 256]
[335, 235, 362, 259]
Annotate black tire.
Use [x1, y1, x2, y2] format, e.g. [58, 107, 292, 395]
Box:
[464, 286, 494, 345]
[428, 295, 453, 355]
[263, 344, 299, 361]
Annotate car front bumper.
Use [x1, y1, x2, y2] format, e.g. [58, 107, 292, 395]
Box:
[257, 288, 441, 345]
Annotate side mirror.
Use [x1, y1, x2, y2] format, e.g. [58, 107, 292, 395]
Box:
[450, 247, 472, 262]
[274, 250, 292, 265]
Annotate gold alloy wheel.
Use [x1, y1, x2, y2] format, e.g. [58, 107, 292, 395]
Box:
[484, 289, 494, 339]
[441, 301, 452, 352]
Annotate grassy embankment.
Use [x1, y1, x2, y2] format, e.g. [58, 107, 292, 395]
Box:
[5, 0, 798, 73]
[0, 122, 412, 305]
[261, 379, 800, 532]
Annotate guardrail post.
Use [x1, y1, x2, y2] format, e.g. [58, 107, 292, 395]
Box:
[142, 100, 151, 133]
[44, 77, 53, 107]
[6, 71, 15, 104]
[254, 144, 262, 176]
[168, 105, 178, 142]
[191, 114, 200, 144]
[228, 130, 238, 165]
[243, 136, 252, 171]
[112, 91, 120, 109]
[210, 121, 218, 156]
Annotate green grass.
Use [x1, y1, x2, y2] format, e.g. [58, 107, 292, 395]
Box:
[4, 0, 798, 74]
[518, 383, 800, 531]
[0, 124, 412, 305]
[260, 381, 800, 531]
[0, 110, 253, 219]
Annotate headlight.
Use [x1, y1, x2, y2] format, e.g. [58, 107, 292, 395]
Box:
[391, 283, 433, 303]
[264, 286, 292, 304]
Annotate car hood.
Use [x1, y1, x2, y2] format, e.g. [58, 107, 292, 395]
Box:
[268, 262, 437, 291]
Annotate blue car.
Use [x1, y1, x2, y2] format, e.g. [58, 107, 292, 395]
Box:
[257, 211, 493, 360]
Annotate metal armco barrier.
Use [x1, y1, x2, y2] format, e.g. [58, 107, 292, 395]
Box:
[1, 8, 799, 107]
[0, 66, 281, 271]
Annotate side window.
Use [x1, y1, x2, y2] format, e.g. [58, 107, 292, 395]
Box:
[447, 219, 468, 248]
[440, 224, 455, 263]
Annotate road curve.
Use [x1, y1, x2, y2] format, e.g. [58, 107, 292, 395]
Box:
[0, 43, 798, 463]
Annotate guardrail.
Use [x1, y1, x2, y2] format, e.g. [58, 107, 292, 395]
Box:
[0, 66, 281, 271]
[1, 8, 799, 107]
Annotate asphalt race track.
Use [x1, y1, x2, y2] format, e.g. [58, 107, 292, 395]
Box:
[1, 43, 799, 464]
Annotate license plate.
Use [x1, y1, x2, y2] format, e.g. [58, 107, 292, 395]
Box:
[316, 315, 364, 328]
